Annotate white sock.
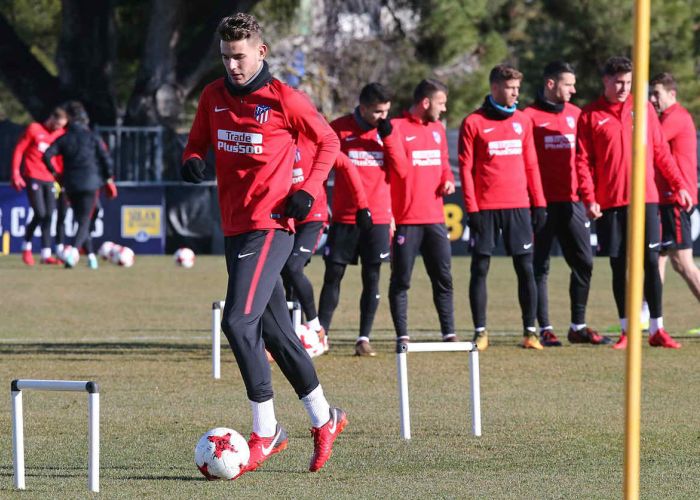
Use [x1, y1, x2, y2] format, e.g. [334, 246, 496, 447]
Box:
[571, 323, 586, 332]
[356, 336, 370, 344]
[250, 399, 277, 437]
[540, 325, 553, 333]
[620, 318, 628, 332]
[41, 247, 52, 259]
[475, 327, 486, 333]
[641, 300, 649, 314]
[650, 317, 663, 334]
[302, 385, 331, 428]
[307, 317, 321, 331]
[22, 241, 32, 251]
[57, 244, 64, 255]
[526, 326, 536, 333]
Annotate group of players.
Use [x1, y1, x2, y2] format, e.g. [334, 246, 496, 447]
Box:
[179, 12, 698, 477]
[11, 101, 117, 269]
[275, 58, 698, 356]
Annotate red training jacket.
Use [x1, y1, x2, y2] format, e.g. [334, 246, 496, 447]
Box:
[12, 122, 65, 182]
[382, 111, 454, 224]
[330, 113, 391, 224]
[576, 96, 685, 210]
[183, 78, 339, 236]
[655, 103, 698, 205]
[458, 108, 546, 213]
[523, 103, 581, 203]
[291, 133, 328, 224]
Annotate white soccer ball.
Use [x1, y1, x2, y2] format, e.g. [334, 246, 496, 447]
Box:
[109, 244, 123, 264]
[173, 247, 195, 268]
[62, 245, 80, 267]
[98, 241, 115, 260]
[296, 324, 324, 358]
[110, 245, 134, 267]
[194, 427, 250, 480]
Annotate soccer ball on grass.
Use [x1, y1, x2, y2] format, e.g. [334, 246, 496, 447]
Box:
[194, 427, 250, 480]
[174, 247, 195, 268]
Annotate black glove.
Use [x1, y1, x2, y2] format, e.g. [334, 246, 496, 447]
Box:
[376, 118, 393, 138]
[467, 211, 483, 236]
[356, 208, 373, 231]
[285, 190, 314, 220]
[531, 207, 547, 234]
[181, 158, 206, 184]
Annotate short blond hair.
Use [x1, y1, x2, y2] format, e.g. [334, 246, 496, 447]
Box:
[489, 64, 523, 84]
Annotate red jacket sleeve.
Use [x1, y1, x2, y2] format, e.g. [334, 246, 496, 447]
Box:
[575, 111, 597, 205]
[280, 88, 339, 200]
[439, 125, 455, 185]
[649, 105, 685, 194]
[333, 152, 369, 209]
[183, 90, 211, 162]
[522, 121, 546, 207]
[382, 126, 410, 180]
[11, 125, 33, 178]
[457, 117, 479, 213]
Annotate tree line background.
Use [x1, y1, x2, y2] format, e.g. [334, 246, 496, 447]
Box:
[1, 0, 699, 131]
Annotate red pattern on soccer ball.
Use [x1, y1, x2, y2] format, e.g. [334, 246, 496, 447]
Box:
[208, 433, 237, 458]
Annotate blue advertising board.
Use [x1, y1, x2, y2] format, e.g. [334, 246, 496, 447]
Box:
[0, 185, 165, 254]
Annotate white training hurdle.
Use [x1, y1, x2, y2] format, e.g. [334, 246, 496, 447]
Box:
[211, 300, 302, 379]
[11, 379, 100, 492]
[396, 341, 482, 439]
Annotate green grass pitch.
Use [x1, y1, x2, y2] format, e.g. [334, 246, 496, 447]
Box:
[0, 255, 698, 498]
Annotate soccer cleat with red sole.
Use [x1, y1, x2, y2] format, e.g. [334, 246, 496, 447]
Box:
[648, 328, 681, 349]
[40, 256, 61, 265]
[568, 326, 612, 345]
[612, 332, 627, 350]
[540, 330, 562, 347]
[22, 250, 35, 266]
[309, 407, 347, 472]
[238, 424, 288, 477]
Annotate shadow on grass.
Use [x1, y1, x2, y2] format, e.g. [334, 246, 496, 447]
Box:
[0, 342, 210, 356]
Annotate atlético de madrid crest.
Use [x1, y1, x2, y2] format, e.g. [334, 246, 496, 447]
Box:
[254, 104, 271, 124]
[512, 122, 522, 135]
[566, 116, 575, 129]
[432, 131, 441, 144]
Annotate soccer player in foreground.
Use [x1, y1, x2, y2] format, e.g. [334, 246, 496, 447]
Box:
[523, 62, 611, 346]
[319, 83, 393, 356]
[11, 106, 67, 266]
[458, 64, 547, 350]
[383, 79, 457, 346]
[576, 57, 693, 350]
[649, 72, 700, 303]
[182, 13, 346, 475]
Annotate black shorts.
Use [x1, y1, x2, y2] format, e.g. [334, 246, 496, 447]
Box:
[290, 221, 324, 261]
[659, 205, 693, 251]
[471, 208, 533, 256]
[596, 204, 660, 257]
[323, 223, 391, 265]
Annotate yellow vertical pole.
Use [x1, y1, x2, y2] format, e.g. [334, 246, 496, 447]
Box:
[626, 1, 650, 498]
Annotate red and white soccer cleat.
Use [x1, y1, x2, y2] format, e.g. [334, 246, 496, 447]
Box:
[22, 250, 34, 266]
[239, 424, 288, 477]
[648, 328, 681, 349]
[612, 332, 627, 350]
[309, 407, 347, 472]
